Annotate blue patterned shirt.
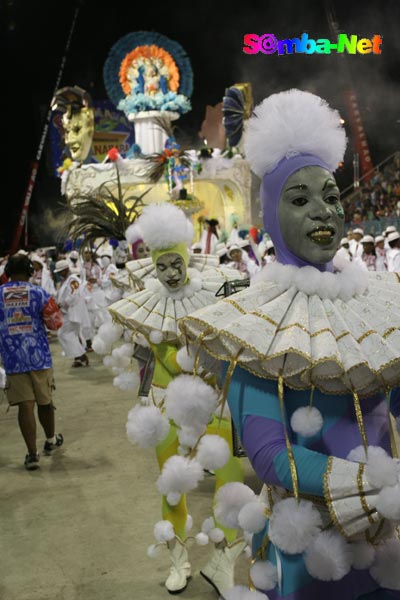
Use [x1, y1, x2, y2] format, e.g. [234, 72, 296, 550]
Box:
[0, 281, 53, 374]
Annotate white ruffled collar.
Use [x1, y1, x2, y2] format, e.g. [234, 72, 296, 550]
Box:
[252, 261, 369, 302]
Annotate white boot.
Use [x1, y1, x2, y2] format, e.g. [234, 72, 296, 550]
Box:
[200, 539, 247, 597]
[165, 539, 191, 594]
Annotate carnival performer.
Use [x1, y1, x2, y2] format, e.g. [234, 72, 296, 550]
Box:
[374, 235, 387, 272]
[108, 203, 246, 595]
[200, 218, 219, 254]
[55, 259, 91, 367]
[181, 90, 400, 599]
[30, 254, 56, 296]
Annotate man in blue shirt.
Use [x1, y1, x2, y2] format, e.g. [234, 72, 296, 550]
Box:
[0, 254, 64, 470]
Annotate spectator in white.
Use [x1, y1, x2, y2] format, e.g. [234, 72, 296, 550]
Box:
[349, 227, 364, 258]
[0, 254, 64, 470]
[55, 259, 91, 368]
[82, 250, 101, 286]
[333, 237, 352, 271]
[200, 218, 219, 254]
[387, 231, 400, 272]
[215, 242, 230, 265]
[100, 249, 118, 290]
[383, 225, 397, 250]
[227, 245, 250, 276]
[360, 235, 377, 271]
[374, 235, 387, 271]
[68, 250, 82, 277]
[30, 254, 56, 296]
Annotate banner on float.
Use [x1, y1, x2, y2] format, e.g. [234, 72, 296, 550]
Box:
[50, 99, 135, 176]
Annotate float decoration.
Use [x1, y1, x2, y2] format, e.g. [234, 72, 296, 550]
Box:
[66, 148, 149, 252]
[222, 83, 253, 148]
[103, 31, 193, 118]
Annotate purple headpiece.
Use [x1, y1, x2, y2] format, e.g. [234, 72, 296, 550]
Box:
[244, 89, 347, 272]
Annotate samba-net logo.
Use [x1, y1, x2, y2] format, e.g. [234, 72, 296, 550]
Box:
[243, 33, 382, 55]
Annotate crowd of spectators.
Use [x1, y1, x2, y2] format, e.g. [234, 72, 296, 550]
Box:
[343, 152, 400, 226]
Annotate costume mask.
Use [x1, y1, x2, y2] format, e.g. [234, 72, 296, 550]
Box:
[156, 252, 187, 292]
[135, 241, 150, 259]
[63, 107, 94, 163]
[278, 166, 344, 264]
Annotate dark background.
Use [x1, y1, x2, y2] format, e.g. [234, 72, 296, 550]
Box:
[2, 0, 399, 251]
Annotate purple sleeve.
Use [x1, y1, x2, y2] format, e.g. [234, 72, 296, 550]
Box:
[242, 414, 328, 496]
[390, 388, 400, 418]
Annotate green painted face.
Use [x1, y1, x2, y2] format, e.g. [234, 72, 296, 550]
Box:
[156, 252, 187, 292]
[278, 166, 344, 264]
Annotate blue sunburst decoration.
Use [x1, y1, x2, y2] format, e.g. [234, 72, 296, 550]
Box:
[103, 31, 193, 118]
[222, 83, 253, 147]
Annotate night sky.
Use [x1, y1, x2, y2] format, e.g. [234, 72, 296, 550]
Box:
[2, 0, 399, 251]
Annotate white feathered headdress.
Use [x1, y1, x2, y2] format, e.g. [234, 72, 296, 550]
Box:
[138, 203, 194, 251]
[244, 89, 347, 178]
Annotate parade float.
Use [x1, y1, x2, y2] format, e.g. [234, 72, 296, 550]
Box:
[55, 31, 253, 237]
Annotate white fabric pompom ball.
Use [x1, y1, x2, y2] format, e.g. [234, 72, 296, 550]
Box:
[166, 492, 182, 506]
[157, 455, 204, 496]
[369, 538, 400, 590]
[196, 435, 231, 470]
[209, 527, 225, 543]
[223, 585, 269, 600]
[201, 517, 215, 534]
[165, 374, 219, 430]
[365, 453, 399, 488]
[114, 370, 139, 391]
[214, 483, 255, 530]
[113, 342, 134, 358]
[149, 330, 164, 344]
[269, 498, 322, 554]
[347, 445, 387, 463]
[147, 544, 161, 558]
[103, 355, 114, 368]
[244, 531, 253, 546]
[178, 425, 204, 449]
[195, 532, 209, 546]
[290, 406, 323, 437]
[244, 545, 252, 558]
[126, 405, 170, 448]
[376, 483, 400, 521]
[176, 346, 196, 372]
[250, 561, 278, 591]
[351, 542, 375, 570]
[304, 530, 352, 581]
[238, 501, 267, 534]
[92, 336, 111, 356]
[185, 515, 193, 533]
[153, 520, 175, 542]
[97, 321, 123, 345]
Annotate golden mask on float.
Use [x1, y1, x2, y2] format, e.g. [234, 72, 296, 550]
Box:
[51, 85, 95, 164]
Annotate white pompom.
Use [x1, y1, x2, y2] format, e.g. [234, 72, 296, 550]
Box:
[244, 531, 253, 546]
[113, 370, 139, 391]
[195, 532, 209, 546]
[304, 530, 352, 581]
[196, 435, 231, 470]
[157, 455, 204, 496]
[178, 444, 190, 456]
[92, 336, 111, 356]
[153, 520, 175, 542]
[176, 346, 196, 372]
[126, 405, 170, 448]
[208, 527, 225, 543]
[114, 342, 134, 357]
[149, 330, 164, 344]
[376, 483, 400, 521]
[223, 585, 269, 600]
[290, 406, 323, 437]
[365, 454, 399, 488]
[185, 515, 193, 533]
[347, 445, 387, 463]
[351, 542, 375, 570]
[147, 544, 160, 558]
[97, 321, 123, 345]
[238, 500, 268, 534]
[103, 355, 114, 368]
[201, 517, 215, 534]
[165, 374, 219, 431]
[370, 538, 400, 590]
[178, 425, 204, 449]
[269, 498, 322, 554]
[250, 561, 278, 591]
[214, 483, 255, 530]
[166, 492, 182, 506]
